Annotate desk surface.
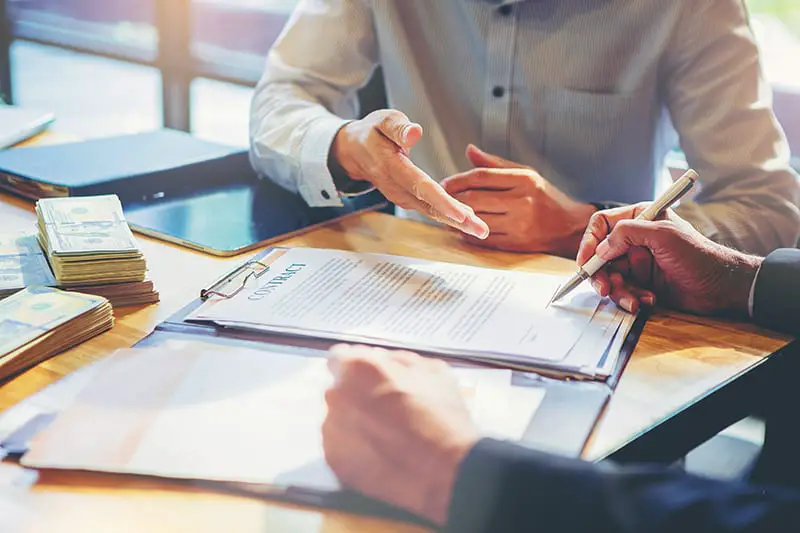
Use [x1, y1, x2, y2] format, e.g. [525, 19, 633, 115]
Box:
[0, 136, 793, 532]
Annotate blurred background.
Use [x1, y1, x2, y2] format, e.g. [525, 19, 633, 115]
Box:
[0, 0, 798, 168]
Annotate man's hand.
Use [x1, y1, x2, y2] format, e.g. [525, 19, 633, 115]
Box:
[332, 110, 489, 239]
[577, 203, 763, 315]
[441, 144, 596, 257]
[322, 344, 478, 526]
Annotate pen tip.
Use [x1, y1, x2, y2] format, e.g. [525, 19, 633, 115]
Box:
[547, 288, 561, 308]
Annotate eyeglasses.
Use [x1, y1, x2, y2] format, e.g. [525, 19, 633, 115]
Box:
[200, 260, 269, 301]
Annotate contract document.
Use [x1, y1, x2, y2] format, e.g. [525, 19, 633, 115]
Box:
[189, 248, 637, 380]
[22, 347, 545, 490]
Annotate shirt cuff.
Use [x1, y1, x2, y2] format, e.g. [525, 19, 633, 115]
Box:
[298, 115, 351, 207]
[748, 261, 763, 318]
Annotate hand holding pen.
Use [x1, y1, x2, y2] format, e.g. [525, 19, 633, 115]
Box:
[549, 170, 699, 308]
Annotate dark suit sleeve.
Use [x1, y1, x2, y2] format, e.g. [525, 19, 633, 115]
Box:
[752, 249, 800, 336]
[446, 439, 800, 533]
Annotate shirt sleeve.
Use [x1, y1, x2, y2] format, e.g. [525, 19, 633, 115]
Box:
[447, 438, 800, 533]
[752, 248, 800, 336]
[664, 0, 800, 256]
[248, 0, 379, 207]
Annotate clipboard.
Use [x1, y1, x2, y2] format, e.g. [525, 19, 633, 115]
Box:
[2, 246, 646, 523]
[151, 246, 646, 455]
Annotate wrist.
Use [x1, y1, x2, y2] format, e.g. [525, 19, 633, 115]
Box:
[551, 202, 597, 258]
[329, 124, 377, 196]
[422, 435, 478, 526]
[719, 249, 764, 317]
[330, 124, 367, 182]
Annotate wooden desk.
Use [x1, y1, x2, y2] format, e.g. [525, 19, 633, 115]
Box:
[0, 151, 793, 532]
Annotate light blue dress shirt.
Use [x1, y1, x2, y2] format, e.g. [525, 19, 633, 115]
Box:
[250, 0, 800, 255]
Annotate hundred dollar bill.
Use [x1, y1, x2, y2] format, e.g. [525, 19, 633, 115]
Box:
[36, 196, 139, 255]
[0, 233, 56, 296]
[0, 287, 106, 357]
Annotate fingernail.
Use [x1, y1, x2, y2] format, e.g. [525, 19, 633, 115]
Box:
[468, 215, 490, 239]
[591, 280, 602, 293]
[642, 294, 655, 306]
[450, 204, 474, 224]
[400, 125, 410, 143]
[471, 227, 490, 240]
[620, 297, 634, 312]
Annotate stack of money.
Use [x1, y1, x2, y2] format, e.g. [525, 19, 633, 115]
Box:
[67, 278, 159, 307]
[0, 228, 158, 307]
[0, 286, 113, 381]
[36, 195, 146, 287]
[0, 231, 56, 299]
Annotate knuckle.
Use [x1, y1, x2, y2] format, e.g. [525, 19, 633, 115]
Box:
[377, 110, 407, 132]
[525, 173, 545, 192]
[323, 387, 344, 409]
[348, 356, 385, 382]
[524, 194, 536, 207]
[515, 218, 531, 235]
[653, 220, 679, 237]
[614, 219, 636, 234]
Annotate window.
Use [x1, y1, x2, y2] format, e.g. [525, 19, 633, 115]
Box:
[190, 77, 252, 147]
[191, 0, 298, 84]
[10, 40, 160, 139]
[1, 0, 298, 131]
[8, 0, 157, 60]
[748, 0, 800, 37]
[748, 1, 800, 168]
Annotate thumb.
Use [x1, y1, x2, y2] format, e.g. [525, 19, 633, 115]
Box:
[466, 144, 516, 169]
[376, 111, 423, 151]
[595, 220, 672, 263]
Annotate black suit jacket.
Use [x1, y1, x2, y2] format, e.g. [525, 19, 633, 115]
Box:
[447, 249, 800, 533]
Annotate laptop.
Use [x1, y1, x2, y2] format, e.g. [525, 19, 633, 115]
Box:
[124, 175, 388, 257]
[0, 106, 56, 149]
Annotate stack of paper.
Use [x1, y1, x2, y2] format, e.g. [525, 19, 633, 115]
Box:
[189, 248, 637, 380]
[0, 232, 56, 299]
[36, 195, 146, 286]
[0, 230, 158, 307]
[21, 347, 545, 491]
[0, 286, 113, 380]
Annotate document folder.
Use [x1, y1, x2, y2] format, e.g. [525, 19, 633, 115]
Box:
[3, 246, 646, 524]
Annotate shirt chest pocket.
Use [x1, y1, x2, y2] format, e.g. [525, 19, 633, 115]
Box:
[543, 88, 658, 201]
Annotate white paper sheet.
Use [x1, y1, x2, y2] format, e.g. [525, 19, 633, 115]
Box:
[22, 347, 545, 491]
[190, 248, 614, 368]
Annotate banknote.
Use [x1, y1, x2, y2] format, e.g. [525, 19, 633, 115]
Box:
[41, 221, 139, 256]
[0, 287, 105, 357]
[0, 233, 56, 296]
[37, 196, 139, 255]
[36, 195, 126, 225]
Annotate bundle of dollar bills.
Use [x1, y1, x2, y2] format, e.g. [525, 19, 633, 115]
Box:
[0, 231, 55, 299]
[36, 195, 146, 287]
[0, 229, 158, 307]
[0, 286, 113, 381]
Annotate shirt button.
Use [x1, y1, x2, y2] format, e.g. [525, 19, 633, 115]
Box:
[321, 190, 331, 199]
[498, 4, 512, 15]
[492, 86, 506, 98]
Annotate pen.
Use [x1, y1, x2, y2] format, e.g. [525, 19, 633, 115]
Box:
[548, 168, 699, 306]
